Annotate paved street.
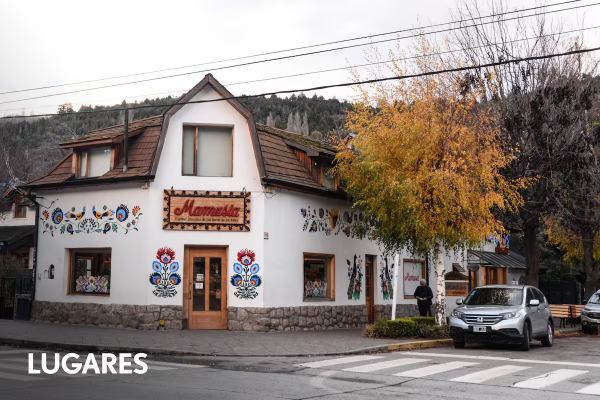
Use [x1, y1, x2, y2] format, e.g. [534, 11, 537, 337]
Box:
[0, 336, 599, 399]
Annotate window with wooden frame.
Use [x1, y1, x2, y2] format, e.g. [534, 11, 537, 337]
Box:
[14, 196, 27, 218]
[403, 259, 427, 299]
[68, 249, 111, 295]
[182, 125, 233, 177]
[76, 146, 111, 178]
[321, 159, 336, 189]
[303, 253, 335, 301]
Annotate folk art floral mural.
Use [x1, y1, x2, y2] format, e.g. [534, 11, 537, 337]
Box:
[150, 247, 182, 298]
[231, 249, 262, 300]
[347, 254, 363, 300]
[305, 281, 327, 298]
[301, 206, 375, 240]
[41, 204, 142, 236]
[379, 257, 394, 300]
[76, 276, 109, 293]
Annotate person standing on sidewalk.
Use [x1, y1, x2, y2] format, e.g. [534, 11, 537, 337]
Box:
[414, 279, 433, 317]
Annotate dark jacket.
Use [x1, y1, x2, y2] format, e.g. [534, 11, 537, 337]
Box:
[414, 285, 433, 306]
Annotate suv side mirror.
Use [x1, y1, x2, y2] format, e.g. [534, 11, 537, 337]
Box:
[456, 299, 463, 305]
[529, 299, 540, 307]
[583, 299, 588, 305]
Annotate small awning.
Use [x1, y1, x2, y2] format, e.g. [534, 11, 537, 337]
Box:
[468, 250, 526, 270]
[0, 226, 35, 254]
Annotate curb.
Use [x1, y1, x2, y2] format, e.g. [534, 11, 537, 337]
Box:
[0, 337, 452, 358]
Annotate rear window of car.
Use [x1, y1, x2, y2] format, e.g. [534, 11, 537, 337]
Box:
[464, 288, 524, 306]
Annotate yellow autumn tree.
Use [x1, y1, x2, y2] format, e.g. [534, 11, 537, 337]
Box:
[334, 37, 525, 325]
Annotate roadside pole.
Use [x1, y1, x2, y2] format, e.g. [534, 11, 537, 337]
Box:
[391, 253, 400, 321]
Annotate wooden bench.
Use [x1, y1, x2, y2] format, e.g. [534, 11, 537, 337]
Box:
[549, 305, 572, 328]
[571, 305, 586, 324]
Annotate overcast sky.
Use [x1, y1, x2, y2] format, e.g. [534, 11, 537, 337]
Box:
[0, 0, 599, 117]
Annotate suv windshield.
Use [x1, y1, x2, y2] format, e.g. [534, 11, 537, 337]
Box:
[464, 287, 523, 306]
[589, 293, 600, 304]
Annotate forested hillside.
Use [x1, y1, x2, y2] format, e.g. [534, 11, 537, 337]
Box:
[0, 93, 351, 190]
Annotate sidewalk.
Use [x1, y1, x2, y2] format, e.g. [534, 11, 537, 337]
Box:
[0, 320, 441, 357]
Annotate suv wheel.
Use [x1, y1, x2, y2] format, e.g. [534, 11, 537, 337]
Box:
[519, 322, 531, 351]
[583, 324, 590, 334]
[453, 341, 465, 349]
[541, 321, 553, 347]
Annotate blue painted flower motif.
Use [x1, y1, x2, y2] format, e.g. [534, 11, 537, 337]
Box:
[249, 275, 262, 287]
[169, 262, 179, 272]
[230, 274, 243, 286]
[233, 263, 243, 274]
[309, 221, 317, 232]
[66, 224, 74, 235]
[250, 263, 260, 274]
[51, 208, 63, 224]
[301, 208, 307, 218]
[116, 204, 129, 222]
[149, 272, 161, 285]
[152, 261, 162, 272]
[102, 223, 111, 234]
[168, 273, 181, 285]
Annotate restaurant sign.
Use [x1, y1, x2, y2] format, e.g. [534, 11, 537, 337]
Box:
[163, 189, 250, 231]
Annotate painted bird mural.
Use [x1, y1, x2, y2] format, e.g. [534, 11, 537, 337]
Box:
[65, 207, 86, 220]
[92, 206, 114, 220]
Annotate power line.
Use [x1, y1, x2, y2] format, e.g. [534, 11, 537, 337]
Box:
[0, 0, 586, 97]
[1, 3, 598, 108]
[3, 24, 598, 115]
[1, 46, 598, 121]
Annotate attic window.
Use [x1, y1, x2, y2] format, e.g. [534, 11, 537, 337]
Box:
[14, 196, 27, 218]
[78, 147, 111, 177]
[182, 126, 233, 177]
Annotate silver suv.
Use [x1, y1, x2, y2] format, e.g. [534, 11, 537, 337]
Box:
[581, 290, 600, 333]
[449, 285, 553, 351]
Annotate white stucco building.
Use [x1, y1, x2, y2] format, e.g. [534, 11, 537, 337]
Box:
[23, 75, 525, 330]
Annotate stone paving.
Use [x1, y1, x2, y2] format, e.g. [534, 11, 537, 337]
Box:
[0, 320, 414, 356]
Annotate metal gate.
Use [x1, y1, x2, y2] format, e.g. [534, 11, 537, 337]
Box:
[0, 276, 33, 319]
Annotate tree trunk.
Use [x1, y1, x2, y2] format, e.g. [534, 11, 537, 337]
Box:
[582, 227, 600, 300]
[433, 240, 446, 325]
[523, 222, 541, 288]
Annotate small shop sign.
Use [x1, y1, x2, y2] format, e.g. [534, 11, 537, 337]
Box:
[445, 281, 469, 296]
[163, 189, 251, 231]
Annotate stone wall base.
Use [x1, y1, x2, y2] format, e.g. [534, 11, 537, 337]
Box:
[373, 304, 420, 321]
[31, 301, 183, 330]
[227, 304, 419, 332]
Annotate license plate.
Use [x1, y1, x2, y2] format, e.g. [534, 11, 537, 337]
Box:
[473, 326, 487, 333]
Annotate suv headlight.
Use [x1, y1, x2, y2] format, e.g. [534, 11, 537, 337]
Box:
[451, 310, 464, 319]
[501, 311, 522, 320]
[582, 309, 590, 316]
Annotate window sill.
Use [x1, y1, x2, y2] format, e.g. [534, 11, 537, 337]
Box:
[303, 298, 335, 302]
[67, 293, 110, 297]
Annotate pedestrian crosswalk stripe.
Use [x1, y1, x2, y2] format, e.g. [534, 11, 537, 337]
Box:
[5, 358, 175, 372]
[451, 365, 531, 384]
[0, 349, 43, 355]
[298, 355, 383, 369]
[395, 361, 478, 378]
[0, 362, 89, 378]
[405, 352, 600, 368]
[144, 360, 207, 368]
[342, 358, 429, 373]
[513, 369, 588, 389]
[0, 370, 48, 382]
[577, 381, 600, 395]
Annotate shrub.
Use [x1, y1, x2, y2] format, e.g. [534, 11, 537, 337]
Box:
[366, 317, 449, 339]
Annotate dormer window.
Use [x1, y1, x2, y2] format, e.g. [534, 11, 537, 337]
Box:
[78, 147, 111, 178]
[14, 195, 27, 218]
[321, 160, 335, 190]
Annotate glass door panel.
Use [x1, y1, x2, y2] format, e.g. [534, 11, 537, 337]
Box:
[192, 257, 206, 311]
[209, 257, 222, 311]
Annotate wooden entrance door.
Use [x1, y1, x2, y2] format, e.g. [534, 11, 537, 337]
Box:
[365, 255, 375, 323]
[186, 247, 228, 329]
